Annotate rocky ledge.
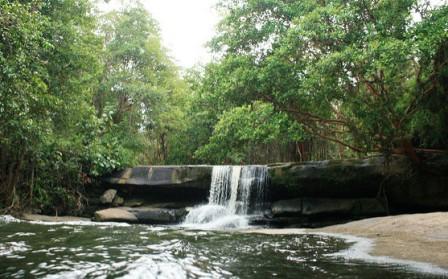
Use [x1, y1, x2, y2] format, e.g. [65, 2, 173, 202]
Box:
[94, 154, 448, 226]
[103, 165, 212, 188]
[268, 154, 448, 214]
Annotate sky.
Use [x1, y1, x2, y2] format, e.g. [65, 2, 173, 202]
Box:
[98, 0, 447, 69]
[98, 0, 220, 69]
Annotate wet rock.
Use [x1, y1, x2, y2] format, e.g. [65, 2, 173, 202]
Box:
[139, 202, 198, 209]
[94, 208, 137, 222]
[271, 199, 302, 217]
[302, 198, 357, 216]
[355, 198, 387, 216]
[112, 195, 124, 206]
[100, 189, 117, 204]
[271, 198, 387, 218]
[124, 199, 144, 207]
[130, 207, 188, 224]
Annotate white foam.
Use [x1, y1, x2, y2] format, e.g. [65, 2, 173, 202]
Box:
[183, 165, 268, 230]
[0, 241, 30, 256]
[0, 214, 131, 227]
[183, 204, 249, 230]
[0, 215, 21, 223]
[27, 220, 131, 227]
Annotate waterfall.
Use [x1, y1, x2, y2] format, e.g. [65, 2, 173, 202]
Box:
[183, 165, 268, 229]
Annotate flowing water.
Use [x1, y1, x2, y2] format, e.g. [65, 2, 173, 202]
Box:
[1, 166, 447, 278]
[0, 216, 446, 278]
[184, 166, 268, 229]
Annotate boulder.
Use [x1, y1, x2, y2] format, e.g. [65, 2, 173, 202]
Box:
[100, 189, 117, 204]
[112, 195, 124, 206]
[124, 199, 144, 207]
[94, 208, 137, 222]
[94, 207, 188, 224]
[130, 207, 188, 224]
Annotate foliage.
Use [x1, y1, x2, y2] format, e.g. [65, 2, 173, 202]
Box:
[195, 101, 303, 163]
[198, 0, 448, 159]
[1, 0, 447, 213]
[0, 0, 188, 213]
[95, 4, 189, 164]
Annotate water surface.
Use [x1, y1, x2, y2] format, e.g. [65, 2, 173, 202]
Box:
[0, 217, 445, 278]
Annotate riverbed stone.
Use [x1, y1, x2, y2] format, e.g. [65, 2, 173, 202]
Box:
[94, 208, 137, 222]
[130, 207, 188, 224]
[112, 195, 124, 206]
[124, 199, 144, 207]
[100, 189, 117, 204]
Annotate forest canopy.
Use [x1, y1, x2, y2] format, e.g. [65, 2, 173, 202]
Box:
[0, 0, 447, 213]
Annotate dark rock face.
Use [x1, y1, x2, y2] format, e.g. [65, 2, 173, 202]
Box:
[97, 166, 212, 216]
[271, 198, 302, 217]
[268, 155, 448, 213]
[104, 165, 212, 189]
[271, 198, 386, 217]
[268, 156, 410, 200]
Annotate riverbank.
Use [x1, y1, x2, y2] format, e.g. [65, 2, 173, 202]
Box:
[249, 212, 448, 269]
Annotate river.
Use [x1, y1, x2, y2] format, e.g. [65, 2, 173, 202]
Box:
[0, 215, 445, 278]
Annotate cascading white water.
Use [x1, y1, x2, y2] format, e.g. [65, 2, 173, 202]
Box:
[183, 165, 268, 229]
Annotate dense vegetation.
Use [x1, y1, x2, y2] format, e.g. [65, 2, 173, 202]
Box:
[1, 0, 447, 213]
[0, 0, 187, 213]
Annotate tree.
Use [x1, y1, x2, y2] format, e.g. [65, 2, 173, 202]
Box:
[202, 0, 448, 160]
[195, 101, 303, 163]
[0, 0, 191, 213]
[0, 0, 51, 209]
[0, 0, 104, 212]
[95, 3, 189, 164]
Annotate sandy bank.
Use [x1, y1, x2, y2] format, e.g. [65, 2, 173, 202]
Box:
[249, 212, 448, 269]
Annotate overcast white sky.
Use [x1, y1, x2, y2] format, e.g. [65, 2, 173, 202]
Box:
[97, 0, 220, 69]
[98, 0, 446, 69]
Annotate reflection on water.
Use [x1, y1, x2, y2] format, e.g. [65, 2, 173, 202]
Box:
[0, 217, 445, 279]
